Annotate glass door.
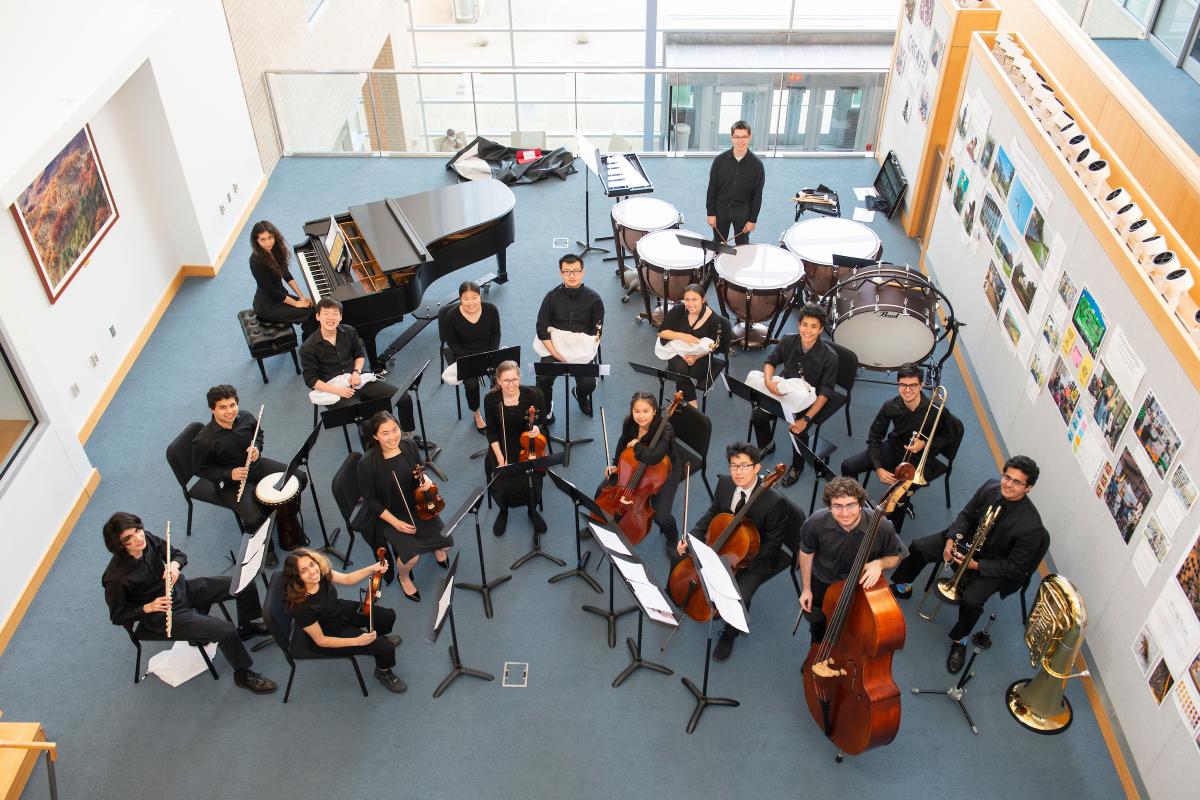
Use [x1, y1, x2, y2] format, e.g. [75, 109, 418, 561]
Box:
[1150, 0, 1199, 59]
[1184, 13, 1200, 80]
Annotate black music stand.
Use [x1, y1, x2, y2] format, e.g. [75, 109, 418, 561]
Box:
[911, 613, 996, 735]
[390, 358, 443, 473]
[603, 546, 678, 687]
[582, 528, 638, 649]
[545, 469, 606, 594]
[575, 134, 609, 257]
[273, 421, 348, 563]
[675, 231, 735, 265]
[320, 392, 396, 455]
[628, 361, 697, 409]
[497, 452, 568, 570]
[533, 361, 602, 466]
[455, 345, 521, 460]
[425, 552, 495, 698]
[456, 484, 511, 619]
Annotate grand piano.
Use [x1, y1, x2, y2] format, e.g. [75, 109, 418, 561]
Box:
[294, 178, 516, 367]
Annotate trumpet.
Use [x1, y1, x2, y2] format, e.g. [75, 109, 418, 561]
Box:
[234, 404, 265, 503]
[901, 385, 947, 487]
[917, 504, 1001, 621]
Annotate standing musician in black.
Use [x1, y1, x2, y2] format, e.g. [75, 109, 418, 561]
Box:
[890, 455, 1048, 674]
[797, 478, 902, 645]
[247, 220, 314, 334]
[839, 364, 954, 532]
[534, 253, 604, 420]
[656, 284, 727, 407]
[676, 443, 790, 661]
[357, 411, 451, 602]
[101, 512, 278, 694]
[750, 304, 839, 487]
[439, 280, 502, 434]
[706, 120, 765, 246]
[484, 361, 548, 538]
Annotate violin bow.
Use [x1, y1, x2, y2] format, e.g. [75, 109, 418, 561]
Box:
[391, 470, 418, 527]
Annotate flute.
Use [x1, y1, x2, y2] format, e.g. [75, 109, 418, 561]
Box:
[234, 404, 265, 502]
[165, 521, 173, 639]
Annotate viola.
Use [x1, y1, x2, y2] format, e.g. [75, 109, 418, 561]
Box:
[518, 405, 547, 464]
[667, 463, 787, 621]
[801, 463, 911, 756]
[593, 392, 683, 545]
[413, 463, 445, 520]
[357, 546, 388, 629]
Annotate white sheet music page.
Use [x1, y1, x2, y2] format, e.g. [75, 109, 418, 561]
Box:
[686, 533, 749, 633]
[630, 582, 679, 626]
[611, 555, 651, 585]
[435, 575, 454, 630]
[589, 522, 630, 555]
[234, 518, 273, 594]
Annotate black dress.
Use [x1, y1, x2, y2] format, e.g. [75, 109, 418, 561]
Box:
[250, 252, 311, 326]
[658, 303, 725, 402]
[358, 438, 451, 562]
[439, 303, 502, 412]
[484, 385, 547, 509]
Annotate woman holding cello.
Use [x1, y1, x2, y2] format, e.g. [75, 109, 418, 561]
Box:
[484, 361, 549, 537]
[358, 411, 452, 602]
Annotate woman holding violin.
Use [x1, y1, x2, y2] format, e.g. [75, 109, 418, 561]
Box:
[595, 392, 681, 551]
[656, 284, 726, 407]
[484, 361, 549, 537]
[282, 548, 407, 694]
[439, 280, 502, 434]
[358, 411, 452, 602]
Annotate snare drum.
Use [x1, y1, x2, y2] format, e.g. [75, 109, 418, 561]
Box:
[714, 244, 803, 349]
[636, 229, 712, 324]
[611, 197, 681, 266]
[256, 472, 308, 550]
[782, 217, 882, 298]
[830, 266, 937, 370]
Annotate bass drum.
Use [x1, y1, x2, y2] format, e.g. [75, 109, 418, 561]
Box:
[256, 472, 309, 551]
[831, 267, 937, 370]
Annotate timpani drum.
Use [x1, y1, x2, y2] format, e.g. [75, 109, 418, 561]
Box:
[635, 229, 713, 325]
[256, 472, 309, 551]
[781, 217, 882, 298]
[830, 266, 938, 370]
[713, 244, 803, 349]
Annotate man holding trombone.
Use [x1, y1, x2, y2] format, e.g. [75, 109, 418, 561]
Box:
[889, 455, 1048, 674]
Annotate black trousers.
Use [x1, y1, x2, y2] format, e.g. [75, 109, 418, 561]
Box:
[593, 470, 680, 541]
[805, 576, 834, 645]
[535, 356, 595, 402]
[140, 576, 261, 674]
[723, 551, 790, 638]
[253, 297, 316, 338]
[329, 381, 416, 431]
[890, 533, 1007, 640]
[307, 600, 398, 670]
[751, 408, 807, 467]
[713, 205, 752, 246]
[666, 354, 715, 403]
[215, 457, 308, 532]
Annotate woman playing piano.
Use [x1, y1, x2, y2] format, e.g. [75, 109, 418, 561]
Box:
[439, 281, 502, 434]
[656, 284, 726, 407]
[248, 220, 314, 332]
[483, 361, 548, 537]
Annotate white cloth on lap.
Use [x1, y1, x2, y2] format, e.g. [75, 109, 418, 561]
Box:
[744, 369, 817, 417]
[308, 372, 378, 406]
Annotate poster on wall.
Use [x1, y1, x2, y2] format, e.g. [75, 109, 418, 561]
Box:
[1100, 447, 1153, 543]
[1085, 363, 1133, 452]
[9, 125, 119, 304]
[1134, 392, 1183, 480]
[1072, 288, 1108, 357]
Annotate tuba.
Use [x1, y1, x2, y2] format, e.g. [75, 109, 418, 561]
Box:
[916, 504, 1000, 621]
[1006, 574, 1088, 734]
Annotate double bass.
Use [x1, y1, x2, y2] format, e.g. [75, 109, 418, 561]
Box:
[802, 464, 911, 756]
[593, 393, 684, 545]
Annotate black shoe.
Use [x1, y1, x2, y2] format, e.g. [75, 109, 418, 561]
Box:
[759, 442, 776, 457]
[412, 436, 438, 451]
[544, 404, 556, 425]
[264, 548, 278, 569]
[947, 641, 967, 674]
[435, 555, 450, 569]
[891, 582, 912, 600]
[234, 670, 278, 695]
[529, 508, 547, 533]
[385, 634, 402, 647]
[237, 621, 269, 641]
[402, 585, 421, 603]
[579, 525, 592, 539]
[573, 387, 593, 417]
[374, 668, 408, 694]
[713, 630, 736, 661]
[493, 508, 508, 537]
[781, 466, 802, 487]
[476, 425, 487, 435]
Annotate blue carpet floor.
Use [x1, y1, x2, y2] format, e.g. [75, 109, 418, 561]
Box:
[0, 156, 1124, 799]
[1095, 37, 1200, 155]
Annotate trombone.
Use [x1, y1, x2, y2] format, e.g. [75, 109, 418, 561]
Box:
[917, 504, 1001, 621]
[900, 385, 947, 487]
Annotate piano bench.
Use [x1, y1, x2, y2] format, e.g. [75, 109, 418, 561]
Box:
[238, 310, 300, 384]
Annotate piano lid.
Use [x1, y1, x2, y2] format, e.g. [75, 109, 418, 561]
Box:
[348, 179, 516, 274]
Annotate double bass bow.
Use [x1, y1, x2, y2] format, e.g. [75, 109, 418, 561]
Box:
[802, 463, 912, 756]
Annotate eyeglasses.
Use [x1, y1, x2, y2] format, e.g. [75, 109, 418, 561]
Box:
[728, 462, 756, 471]
[898, 382, 922, 390]
[1000, 473, 1028, 487]
[499, 378, 521, 385]
[561, 269, 583, 276]
[830, 502, 860, 512]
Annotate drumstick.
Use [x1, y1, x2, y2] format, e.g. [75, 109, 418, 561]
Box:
[710, 223, 728, 245]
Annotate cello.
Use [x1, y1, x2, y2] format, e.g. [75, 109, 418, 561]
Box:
[802, 463, 912, 756]
[593, 392, 683, 545]
[667, 463, 787, 621]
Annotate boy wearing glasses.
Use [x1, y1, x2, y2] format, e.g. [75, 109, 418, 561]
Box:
[890, 455, 1048, 674]
[534, 253, 604, 419]
[706, 120, 765, 245]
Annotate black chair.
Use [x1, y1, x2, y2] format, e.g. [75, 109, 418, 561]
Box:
[828, 341, 859, 437]
[860, 408, 965, 509]
[330, 452, 365, 569]
[672, 403, 714, 499]
[1019, 530, 1052, 624]
[122, 601, 230, 684]
[700, 313, 735, 414]
[262, 571, 369, 703]
[238, 309, 300, 384]
[437, 307, 465, 421]
[166, 422, 245, 537]
[776, 495, 807, 601]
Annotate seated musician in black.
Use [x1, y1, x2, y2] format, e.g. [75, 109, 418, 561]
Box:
[282, 548, 407, 694]
[595, 392, 680, 554]
[439, 280, 501, 434]
[101, 512, 277, 694]
[535, 253, 604, 420]
[248, 220, 314, 335]
[890, 455, 1048, 674]
[797, 477, 902, 646]
[839, 364, 954, 533]
[676, 443, 790, 661]
[191, 384, 307, 563]
[750, 304, 838, 487]
[656, 284, 727, 408]
[299, 298, 423, 445]
[484, 361, 548, 537]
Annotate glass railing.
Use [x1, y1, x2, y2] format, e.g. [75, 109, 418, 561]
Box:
[264, 68, 888, 157]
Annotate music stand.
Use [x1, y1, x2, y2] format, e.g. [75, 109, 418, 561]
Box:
[679, 532, 748, 734]
[390, 358, 443, 471]
[454, 484, 511, 619]
[675, 232, 735, 265]
[425, 552, 495, 698]
[912, 613, 996, 735]
[574, 132, 609, 257]
[494, 452, 567, 570]
[606, 551, 677, 687]
[628, 361, 697, 409]
[532, 361, 605, 466]
[269, 421, 346, 562]
[232, 517, 275, 652]
[544, 469, 607, 594]
[454, 345, 521, 460]
[321, 392, 396, 455]
[579, 522, 637, 648]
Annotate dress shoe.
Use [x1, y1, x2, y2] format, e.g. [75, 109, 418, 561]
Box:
[890, 582, 913, 600]
[544, 404, 556, 425]
[401, 585, 421, 603]
[759, 442, 776, 457]
[781, 465, 802, 487]
[234, 670, 278, 695]
[237, 620, 270, 640]
[412, 436, 438, 451]
[947, 640, 967, 674]
[435, 555, 450, 569]
[529, 508, 547, 533]
[385, 634, 402, 647]
[713, 629, 736, 661]
[476, 425, 488, 435]
[374, 668, 408, 694]
[493, 508, 508, 537]
[573, 387, 594, 417]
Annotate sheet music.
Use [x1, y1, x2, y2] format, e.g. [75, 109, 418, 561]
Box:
[589, 523, 631, 556]
[629, 582, 679, 626]
[685, 533, 749, 632]
[575, 132, 600, 175]
[611, 555, 651, 585]
[435, 575, 454, 630]
[233, 518, 272, 594]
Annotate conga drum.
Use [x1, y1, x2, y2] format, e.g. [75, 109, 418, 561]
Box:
[713, 244, 803, 349]
[782, 217, 882, 299]
[256, 472, 309, 550]
[635, 229, 712, 325]
[830, 266, 939, 370]
[611, 197, 681, 291]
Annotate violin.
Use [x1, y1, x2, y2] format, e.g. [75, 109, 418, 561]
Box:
[667, 464, 787, 621]
[592, 392, 683, 545]
[413, 463, 445, 520]
[802, 464, 911, 756]
[518, 405, 547, 464]
[358, 546, 388, 630]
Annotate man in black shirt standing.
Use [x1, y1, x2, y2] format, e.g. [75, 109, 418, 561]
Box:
[751, 304, 839, 486]
[706, 120, 765, 246]
[798, 477, 902, 645]
[890, 455, 1048, 674]
[839, 364, 954, 532]
[535, 253, 604, 419]
[101, 512, 277, 694]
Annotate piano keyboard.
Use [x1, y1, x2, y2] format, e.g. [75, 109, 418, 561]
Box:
[299, 247, 332, 299]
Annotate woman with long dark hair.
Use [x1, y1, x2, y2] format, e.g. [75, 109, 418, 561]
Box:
[248, 220, 313, 329]
[656, 283, 726, 407]
[483, 361, 548, 537]
[439, 280, 502, 434]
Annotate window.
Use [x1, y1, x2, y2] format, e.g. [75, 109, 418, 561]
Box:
[0, 343, 37, 482]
